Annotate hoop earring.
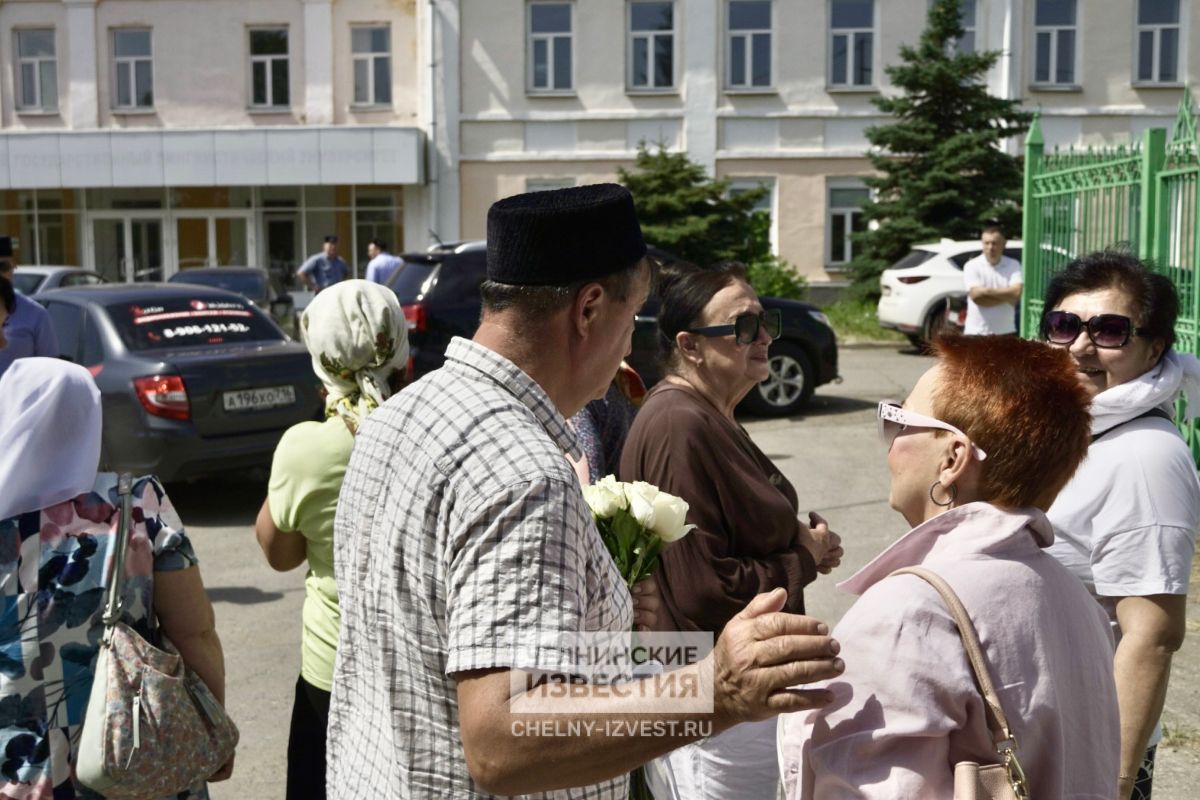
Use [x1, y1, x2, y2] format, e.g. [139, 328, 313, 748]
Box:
[929, 481, 957, 508]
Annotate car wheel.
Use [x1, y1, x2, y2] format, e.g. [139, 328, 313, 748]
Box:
[743, 341, 815, 417]
[922, 305, 950, 345]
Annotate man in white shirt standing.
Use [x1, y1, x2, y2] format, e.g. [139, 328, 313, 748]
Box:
[364, 239, 404, 286]
[962, 225, 1022, 335]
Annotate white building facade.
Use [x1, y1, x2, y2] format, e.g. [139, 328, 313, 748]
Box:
[440, 0, 1199, 283]
[0, 0, 426, 282]
[0, 1, 1195, 285]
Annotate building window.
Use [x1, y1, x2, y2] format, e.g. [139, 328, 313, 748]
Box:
[729, 178, 777, 254]
[528, 3, 573, 92]
[526, 177, 577, 193]
[352, 26, 392, 106]
[828, 182, 869, 266]
[15, 30, 57, 112]
[629, 2, 674, 90]
[955, 0, 977, 53]
[1033, 0, 1076, 85]
[830, 0, 874, 88]
[1136, 0, 1180, 83]
[249, 28, 289, 108]
[727, 1, 771, 89]
[112, 29, 153, 109]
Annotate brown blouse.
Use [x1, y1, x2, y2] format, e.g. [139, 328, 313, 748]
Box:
[619, 381, 817, 634]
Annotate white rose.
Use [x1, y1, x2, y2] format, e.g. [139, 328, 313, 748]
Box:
[624, 481, 660, 530]
[582, 475, 628, 518]
[648, 490, 694, 543]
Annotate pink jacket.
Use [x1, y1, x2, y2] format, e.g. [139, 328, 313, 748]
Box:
[780, 503, 1119, 800]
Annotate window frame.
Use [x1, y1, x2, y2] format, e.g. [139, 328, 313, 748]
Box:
[247, 26, 290, 110]
[725, 0, 773, 91]
[627, 1, 676, 92]
[1134, 0, 1183, 85]
[110, 28, 154, 111]
[1031, 0, 1079, 88]
[826, 178, 871, 268]
[955, 0, 977, 54]
[351, 24, 393, 108]
[527, 1, 575, 95]
[14, 28, 58, 113]
[828, 0, 876, 90]
[728, 177, 778, 256]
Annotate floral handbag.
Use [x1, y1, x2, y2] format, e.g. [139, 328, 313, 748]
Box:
[75, 473, 239, 799]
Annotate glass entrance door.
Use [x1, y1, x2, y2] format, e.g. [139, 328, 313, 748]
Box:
[91, 216, 164, 282]
[174, 214, 251, 272]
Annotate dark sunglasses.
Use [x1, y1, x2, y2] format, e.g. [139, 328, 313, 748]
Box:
[1042, 310, 1146, 349]
[686, 309, 782, 345]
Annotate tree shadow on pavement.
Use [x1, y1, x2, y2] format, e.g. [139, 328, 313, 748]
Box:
[166, 476, 269, 528]
[206, 586, 289, 605]
[749, 395, 876, 422]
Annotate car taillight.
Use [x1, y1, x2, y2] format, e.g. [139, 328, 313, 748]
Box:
[897, 276, 930, 284]
[402, 304, 427, 333]
[133, 375, 190, 421]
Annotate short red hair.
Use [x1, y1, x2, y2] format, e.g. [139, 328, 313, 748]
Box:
[931, 335, 1092, 511]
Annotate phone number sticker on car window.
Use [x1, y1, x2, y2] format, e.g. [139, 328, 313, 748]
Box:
[162, 322, 252, 339]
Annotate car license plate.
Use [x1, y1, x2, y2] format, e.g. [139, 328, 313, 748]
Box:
[222, 385, 296, 412]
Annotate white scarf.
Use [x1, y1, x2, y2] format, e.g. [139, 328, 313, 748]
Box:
[0, 358, 102, 519]
[300, 280, 409, 434]
[1089, 349, 1200, 434]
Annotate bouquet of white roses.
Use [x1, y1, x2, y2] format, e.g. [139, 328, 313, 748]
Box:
[582, 475, 695, 589]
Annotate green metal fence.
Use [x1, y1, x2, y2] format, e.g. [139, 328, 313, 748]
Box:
[1021, 93, 1200, 455]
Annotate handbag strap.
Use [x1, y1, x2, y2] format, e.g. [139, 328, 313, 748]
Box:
[889, 566, 1015, 749]
[100, 473, 134, 633]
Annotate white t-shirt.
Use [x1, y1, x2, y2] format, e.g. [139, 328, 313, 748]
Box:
[1045, 415, 1200, 747]
[962, 254, 1022, 335]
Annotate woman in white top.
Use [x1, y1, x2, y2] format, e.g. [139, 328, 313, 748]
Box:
[1041, 250, 1200, 800]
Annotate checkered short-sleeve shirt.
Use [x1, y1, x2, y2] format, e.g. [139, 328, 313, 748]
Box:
[327, 338, 632, 799]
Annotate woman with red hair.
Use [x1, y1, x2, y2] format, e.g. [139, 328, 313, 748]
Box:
[779, 335, 1120, 799]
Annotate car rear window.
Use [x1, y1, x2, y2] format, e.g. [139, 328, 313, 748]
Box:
[105, 297, 284, 351]
[890, 250, 936, 270]
[170, 270, 267, 302]
[386, 261, 439, 302]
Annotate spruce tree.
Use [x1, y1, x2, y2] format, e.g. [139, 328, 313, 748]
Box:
[618, 144, 769, 266]
[849, 0, 1032, 293]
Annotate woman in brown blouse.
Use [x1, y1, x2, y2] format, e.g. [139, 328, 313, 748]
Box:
[620, 259, 841, 800]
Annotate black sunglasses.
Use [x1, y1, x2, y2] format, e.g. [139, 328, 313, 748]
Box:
[687, 309, 782, 345]
[1042, 310, 1146, 349]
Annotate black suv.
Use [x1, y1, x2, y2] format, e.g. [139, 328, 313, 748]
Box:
[386, 241, 839, 416]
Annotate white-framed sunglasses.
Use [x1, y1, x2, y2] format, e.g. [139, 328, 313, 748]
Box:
[877, 400, 988, 461]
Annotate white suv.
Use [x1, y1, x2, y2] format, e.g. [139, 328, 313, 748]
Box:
[876, 238, 1023, 344]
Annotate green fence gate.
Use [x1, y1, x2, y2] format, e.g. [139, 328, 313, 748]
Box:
[1021, 93, 1200, 457]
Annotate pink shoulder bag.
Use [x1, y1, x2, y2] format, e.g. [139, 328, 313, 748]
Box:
[890, 566, 1031, 800]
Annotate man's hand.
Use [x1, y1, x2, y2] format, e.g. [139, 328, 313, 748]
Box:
[631, 576, 663, 632]
[708, 588, 843, 724]
[799, 512, 843, 574]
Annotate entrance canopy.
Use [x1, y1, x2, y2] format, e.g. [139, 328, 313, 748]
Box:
[0, 126, 424, 189]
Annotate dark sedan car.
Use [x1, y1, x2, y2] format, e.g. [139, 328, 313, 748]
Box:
[387, 241, 838, 415]
[35, 284, 323, 482]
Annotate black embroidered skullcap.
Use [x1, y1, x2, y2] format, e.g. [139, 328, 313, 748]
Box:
[0, 237, 12, 258]
[486, 183, 646, 286]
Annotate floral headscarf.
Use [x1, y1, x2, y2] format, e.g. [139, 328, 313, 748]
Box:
[300, 279, 409, 434]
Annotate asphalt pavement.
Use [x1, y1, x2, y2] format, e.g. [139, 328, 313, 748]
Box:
[176, 343, 1200, 799]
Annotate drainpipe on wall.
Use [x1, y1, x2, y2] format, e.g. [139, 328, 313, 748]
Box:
[427, 0, 441, 248]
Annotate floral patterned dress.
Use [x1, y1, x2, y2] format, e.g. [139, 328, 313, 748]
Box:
[0, 474, 205, 800]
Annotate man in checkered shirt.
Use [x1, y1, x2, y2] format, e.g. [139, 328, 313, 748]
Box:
[326, 184, 844, 798]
